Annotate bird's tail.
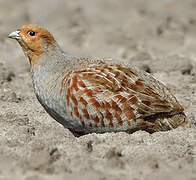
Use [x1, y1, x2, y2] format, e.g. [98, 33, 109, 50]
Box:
[148, 112, 187, 132]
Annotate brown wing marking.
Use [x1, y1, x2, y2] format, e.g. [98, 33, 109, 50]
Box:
[62, 62, 183, 129]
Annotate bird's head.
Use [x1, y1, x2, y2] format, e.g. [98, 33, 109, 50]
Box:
[9, 25, 57, 68]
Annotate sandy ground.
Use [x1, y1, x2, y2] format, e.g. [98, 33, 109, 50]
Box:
[1, 0, 196, 179]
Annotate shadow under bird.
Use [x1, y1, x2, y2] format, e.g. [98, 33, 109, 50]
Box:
[9, 25, 186, 136]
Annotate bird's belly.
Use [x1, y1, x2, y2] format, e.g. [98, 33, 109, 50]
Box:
[35, 87, 83, 130]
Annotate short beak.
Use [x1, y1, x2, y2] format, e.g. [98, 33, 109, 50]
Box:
[8, 30, 21, 40]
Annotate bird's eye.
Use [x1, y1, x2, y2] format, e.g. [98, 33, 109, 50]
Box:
[28, 31, 36, 36]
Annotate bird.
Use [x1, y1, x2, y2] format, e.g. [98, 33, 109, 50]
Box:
[8, 25, 186, 136]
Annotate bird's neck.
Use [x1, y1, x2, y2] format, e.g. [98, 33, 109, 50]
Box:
[27, 50, 42, 69]
[19, 40, 63, 69]
[31, 43, 73, 86]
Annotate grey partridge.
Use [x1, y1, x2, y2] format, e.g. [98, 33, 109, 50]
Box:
[9, 25, 186, 136]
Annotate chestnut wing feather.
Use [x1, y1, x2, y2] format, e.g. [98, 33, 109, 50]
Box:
[65, 62, 183, 130]
[74, 63, 181, 117]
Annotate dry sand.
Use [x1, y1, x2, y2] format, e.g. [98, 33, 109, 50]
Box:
[0, 0, 196, 179]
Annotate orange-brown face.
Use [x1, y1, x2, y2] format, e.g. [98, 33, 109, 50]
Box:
[9, 25, 56, 68]
[14, 25, 55, 53]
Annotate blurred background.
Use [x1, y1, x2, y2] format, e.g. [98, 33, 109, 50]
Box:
[2, 0, 196, 59]
[0, 0, 196, 180]
[2, 0, 196, 75]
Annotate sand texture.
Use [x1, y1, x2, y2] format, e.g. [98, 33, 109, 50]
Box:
[1, 0, 196, 179]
